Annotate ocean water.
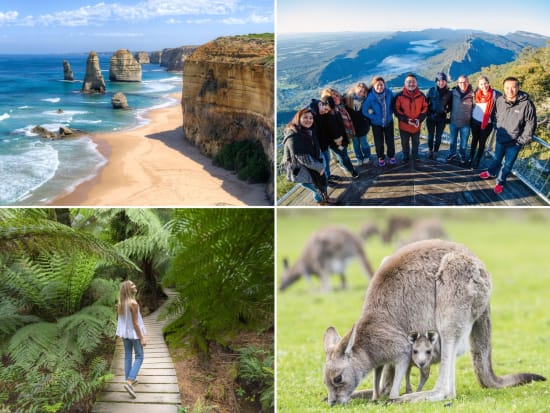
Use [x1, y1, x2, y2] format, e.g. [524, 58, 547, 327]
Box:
[0, 53, 182, 205]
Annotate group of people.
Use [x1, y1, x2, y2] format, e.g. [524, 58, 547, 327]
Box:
[281, 72, 537, 203]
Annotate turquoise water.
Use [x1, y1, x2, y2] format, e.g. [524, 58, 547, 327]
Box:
[0, 53, 181, 205]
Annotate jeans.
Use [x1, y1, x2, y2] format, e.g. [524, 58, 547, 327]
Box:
[321, 149, 331, 184]
[399, 130, 420, 160]
[351, 135, 371, 161]
[301, 183, 323, 203]
[371, 124, 395, 160]
[123, 338, 144, 381]
[330, 146, 355, 174]
[449, 124, 470, 160]
[487, 141, 521, 186]
[469, 121, 493, 166]
[426, 118, 446, 152]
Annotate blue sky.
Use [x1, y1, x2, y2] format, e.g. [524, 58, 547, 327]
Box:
[278, 0, 550, 37]
[0, 0, 273, 53]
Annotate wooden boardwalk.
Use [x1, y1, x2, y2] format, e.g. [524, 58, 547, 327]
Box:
[93, 291, 181, 413]
[278, 141, 548, 206]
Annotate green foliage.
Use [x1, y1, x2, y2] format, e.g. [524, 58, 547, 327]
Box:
[471, 42, 550, 141]
[213, 140, 271, 183]
[162, 209, 274, 353]
[277, 208, 550, 412]
[237, 346, 274, 411]
[0, 209, 123, 413]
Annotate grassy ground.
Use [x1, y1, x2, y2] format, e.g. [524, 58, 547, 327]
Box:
[276, 208, 550, 412]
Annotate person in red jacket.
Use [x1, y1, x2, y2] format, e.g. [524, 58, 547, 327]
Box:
[393, 73, 428, 163]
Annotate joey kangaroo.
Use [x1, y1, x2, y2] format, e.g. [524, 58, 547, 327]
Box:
[280, 226, 373, 292]
[406, 331, 440, 394]
[323, 239, 545, 405]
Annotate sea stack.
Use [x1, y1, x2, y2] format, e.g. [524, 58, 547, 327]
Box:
[109, 49, 142, 82]
[63, 60, 74, 81]
[81, 51, 106, 94]
[134, 51, 150, 64]
[111, 92, 129, 109]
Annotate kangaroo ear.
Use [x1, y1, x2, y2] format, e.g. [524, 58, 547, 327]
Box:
[344, 324, 357, 356]
[283, 258, 289, 269]
[408, 331, 419, 344]
[427, 330, 439, 344]
[324, 326, 341, 354]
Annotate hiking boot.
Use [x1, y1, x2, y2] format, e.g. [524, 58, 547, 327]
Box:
[352, 169, 359, 179]
[494, 184, 504, 194]
[428, 151, 434, 160]
[446, 153, 456, 162]
[124, 383, 136, 399]
[389, 157, 396, 165]
[479, 171, 495, 180]
[362, 158, 371, 165]
[378, 158, 385, 167]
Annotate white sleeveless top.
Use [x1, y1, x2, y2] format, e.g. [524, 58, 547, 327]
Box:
[116, 302, 146, 339]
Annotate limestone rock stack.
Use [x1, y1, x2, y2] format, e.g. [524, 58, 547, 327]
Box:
[81, 51, 106, 94]
[150, 51, 162, 64]
[160, 46, 197, 71]
[134, 51, 150, 64]
[63, 60, 74, 81]
[109, 49, 142, 82]
[111, 92, 129, 109]
[181, 34, 274, 189]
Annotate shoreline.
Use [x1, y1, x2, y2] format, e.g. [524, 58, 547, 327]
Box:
[50, 93, 269, 206]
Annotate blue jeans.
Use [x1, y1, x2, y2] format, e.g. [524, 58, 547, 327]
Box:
[330, 146, 355, 174]
[448, 124, 470, 159]
[351, 135, 371, 161]
[123, 338, 144, 381]
[321, 149, 331, 184]
[300, 183, 323, 203]
[487, 142, 521, 186]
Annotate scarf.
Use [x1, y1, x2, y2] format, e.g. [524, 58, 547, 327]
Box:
[475, 87, 495, 130]
[336, 105, 356, 138]
[375, 91, 387, 125]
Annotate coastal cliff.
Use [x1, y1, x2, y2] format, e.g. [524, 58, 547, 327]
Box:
[181, 34, 274, 175]
[160, 46, 197, 71]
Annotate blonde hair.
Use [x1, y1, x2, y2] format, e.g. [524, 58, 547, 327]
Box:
[117, 280, 136, 315]
[320, 87, 341, 101]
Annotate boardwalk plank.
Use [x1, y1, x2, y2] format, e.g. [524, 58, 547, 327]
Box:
[93, 402, 179, 413]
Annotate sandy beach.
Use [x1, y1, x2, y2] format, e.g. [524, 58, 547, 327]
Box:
[51, 93, 269, 206]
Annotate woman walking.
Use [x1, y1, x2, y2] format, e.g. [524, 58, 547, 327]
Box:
[116, 280, 147, 398]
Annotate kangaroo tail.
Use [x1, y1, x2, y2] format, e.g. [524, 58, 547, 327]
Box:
[279, 272, 302, 291]
[352, 235, 374, 278]
[470, 307, 546, 388]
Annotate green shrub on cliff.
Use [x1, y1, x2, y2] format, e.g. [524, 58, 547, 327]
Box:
[214, 140, 271, 183]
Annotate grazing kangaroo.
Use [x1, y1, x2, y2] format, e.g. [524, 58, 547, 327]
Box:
[406, 331, 440, 394]
[323, 239, 545, 405]
[280, 226, 373, 292]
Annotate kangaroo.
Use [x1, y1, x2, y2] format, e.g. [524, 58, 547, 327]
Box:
[406, 331, 440, 394]
[323, 239, 545, 405]
[280, 226, 373, 292]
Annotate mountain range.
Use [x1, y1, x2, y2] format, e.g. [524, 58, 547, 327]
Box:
[277, 28, 548, 126]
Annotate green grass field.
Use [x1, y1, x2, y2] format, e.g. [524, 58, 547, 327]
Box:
[276, 208, 550, 412]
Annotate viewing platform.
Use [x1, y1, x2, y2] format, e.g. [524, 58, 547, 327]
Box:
[278, 139, 549, 207]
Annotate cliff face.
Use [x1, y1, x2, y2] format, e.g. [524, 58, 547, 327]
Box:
[63, 60, 74, 81]
[150, 51, 162, 64]
[109, 49, 142, 82]
[181, 35, 274, 164]
[160, 46, 197, 71]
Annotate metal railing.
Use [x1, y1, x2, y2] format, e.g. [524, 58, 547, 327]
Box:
[277, 132, 550, 205]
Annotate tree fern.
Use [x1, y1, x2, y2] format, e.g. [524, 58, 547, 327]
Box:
[162, 209, 274, 352]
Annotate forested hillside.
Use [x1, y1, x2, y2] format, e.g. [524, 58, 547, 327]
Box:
[470, 41, 550, 141]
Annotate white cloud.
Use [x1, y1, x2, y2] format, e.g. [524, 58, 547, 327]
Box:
[222, 12, 272, 25]
[166, 18, 181, 25]
[93, 32, 145, 37]
[0, 10, 18, 24]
